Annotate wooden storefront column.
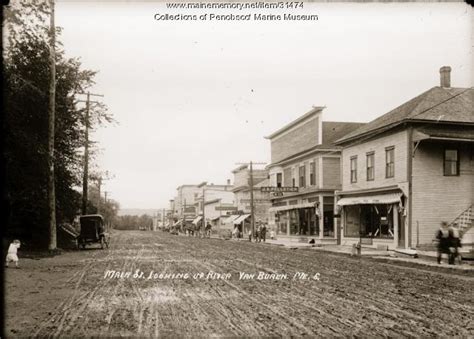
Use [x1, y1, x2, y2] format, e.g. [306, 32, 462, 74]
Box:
[286, 210, 290, 236]
[393, 204, 399, 248]
[319, 194, 324, 240]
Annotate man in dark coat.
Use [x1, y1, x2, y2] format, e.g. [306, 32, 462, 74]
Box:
[260, 223, 267, 243]
[436, 221, 450, 264]
[448, 222, 462, 265]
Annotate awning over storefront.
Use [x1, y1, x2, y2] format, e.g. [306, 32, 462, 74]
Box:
[173, 220, 183, 227]
[337, 193, 402, 206]
[223, 215, 240, 224]
[211, 216, 220, 221]
[192, 216, 202, 225]
[269, 202, 317, 213]
[233, 214, 251, 225]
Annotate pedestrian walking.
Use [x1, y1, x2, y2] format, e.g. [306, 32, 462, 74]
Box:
[255, 225, 261, 243]
[270, 229, 275, 240]
[260, 223, 267, 242]
[436, 221, 450, 264]
[5, 239, 21, 269]
[205, 222, 212, 238]
[248, 229, 252, 242]
[448, 223, 462, 265]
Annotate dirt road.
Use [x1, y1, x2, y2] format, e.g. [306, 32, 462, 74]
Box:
[5, 230, 474, 337]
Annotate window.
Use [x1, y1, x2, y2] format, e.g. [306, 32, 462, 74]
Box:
[385, 147, 395, 178]
[444, 149, 459, 176]
[292, 168, 296, 187]
[366, 152, 375, 181]
[276, 173, 282, 188]
[350, 156, 357, 183]
[310, 161, 315, 186]
[299, 165, 306, 187]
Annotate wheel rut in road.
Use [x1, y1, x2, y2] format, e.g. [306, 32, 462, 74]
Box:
[32, 231, 474, 337]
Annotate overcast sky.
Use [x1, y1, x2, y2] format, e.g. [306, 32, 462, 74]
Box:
[55, 1, 472, 210]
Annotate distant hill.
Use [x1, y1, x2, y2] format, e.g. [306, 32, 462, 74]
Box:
[118, 208, 161, 216]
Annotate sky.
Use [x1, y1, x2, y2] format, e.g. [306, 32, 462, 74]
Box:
[54, 1, 473, 210]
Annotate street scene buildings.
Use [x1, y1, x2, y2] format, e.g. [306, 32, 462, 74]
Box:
[167, 67, 473, 253]
[4, 2, 473, 337]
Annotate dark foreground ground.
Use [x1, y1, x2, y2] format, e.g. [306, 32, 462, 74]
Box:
[4, 230, 474, 337]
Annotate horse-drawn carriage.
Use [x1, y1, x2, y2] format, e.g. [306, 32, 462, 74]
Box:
[77, 214, 109, 249]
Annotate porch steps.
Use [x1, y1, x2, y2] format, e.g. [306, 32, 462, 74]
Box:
[451, 205, 473, 238]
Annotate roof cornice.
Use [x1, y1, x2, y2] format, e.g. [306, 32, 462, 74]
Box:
[264, 106, 325, 140]
[335, 119, 474, 146]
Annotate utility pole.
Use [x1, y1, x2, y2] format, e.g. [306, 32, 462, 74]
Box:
[162, 208, 165, 228]
[77, 92, 104, 215]
[47, 0, 57, 251]
[250, 161, 256, 239]
[97, 176, 102, 213]
[235, 162, 266, 240]
[197, 181, 207, 237]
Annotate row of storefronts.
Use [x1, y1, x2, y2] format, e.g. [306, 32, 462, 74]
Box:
[168, 68, 472, 250]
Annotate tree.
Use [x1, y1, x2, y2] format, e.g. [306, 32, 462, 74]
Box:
[3, 0, 114, 249]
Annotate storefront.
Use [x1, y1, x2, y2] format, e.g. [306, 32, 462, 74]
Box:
[337, 192, 404, 249]
[233, 214, 251, 234]
[269, 196, 337, 242]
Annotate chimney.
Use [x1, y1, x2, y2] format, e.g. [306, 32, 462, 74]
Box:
[439, 66, 451, 88]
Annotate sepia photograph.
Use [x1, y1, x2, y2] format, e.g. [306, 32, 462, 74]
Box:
[2, 0, 473, 337]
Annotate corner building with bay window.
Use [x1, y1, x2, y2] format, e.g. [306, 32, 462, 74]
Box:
[265, 107, 364, 243]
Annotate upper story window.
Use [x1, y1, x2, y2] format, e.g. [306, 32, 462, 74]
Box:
[366, 152, 375, 181]
[444, 149, 459, 176]
[276, 173, 282, 188]
[299, 165, 306, 187]
[310, 161, 315, 186]
[385, 147, 395, 178]
[350, 156, 357, 183]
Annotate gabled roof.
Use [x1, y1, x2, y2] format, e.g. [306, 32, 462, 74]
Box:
[336, 86, 474, 144]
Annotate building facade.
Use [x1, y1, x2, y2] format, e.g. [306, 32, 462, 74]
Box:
[175, 185, 200, 221]
[193, 184, 235, 226]
[266, 106, 364, 243]
[231, 165, 272, 235]
[335, 67, 474, 249]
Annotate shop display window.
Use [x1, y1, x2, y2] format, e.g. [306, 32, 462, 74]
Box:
[345, 204, 394, 238]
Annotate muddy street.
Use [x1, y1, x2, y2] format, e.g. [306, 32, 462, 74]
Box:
[5, 230, 474, 337]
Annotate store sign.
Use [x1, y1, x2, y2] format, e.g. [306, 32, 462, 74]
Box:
[272, 192, 283, 197]
[215, 206, 238, 211]
[240, 199, 267, 203]
[260, 186, 299, 193]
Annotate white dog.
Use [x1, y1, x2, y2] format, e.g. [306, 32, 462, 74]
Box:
[5, 239, 21, 268]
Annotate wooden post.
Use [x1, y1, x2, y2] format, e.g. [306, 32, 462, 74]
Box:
[81, 92, 90, 215]
[250, 161, 255, 239]
[47, 0, 57, 251]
